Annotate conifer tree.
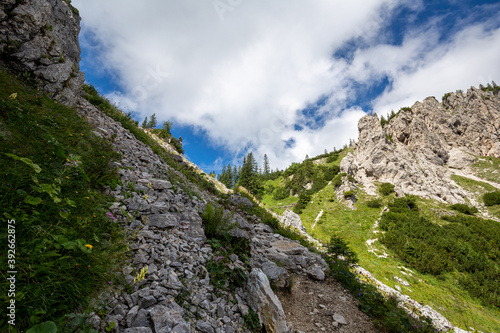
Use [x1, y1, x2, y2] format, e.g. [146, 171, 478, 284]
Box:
[380, 115, 387, 127]
[263, 154, 270, 176]
[238, 152, 261, 195]
[146, 113, 157, 128]
[233, 165, 239, 187]
[217, 163, 235, 188]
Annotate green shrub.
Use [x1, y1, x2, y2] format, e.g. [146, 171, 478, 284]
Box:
[170, 136, 184, 154]
[201, 202, 236, 238]
[243, 308, 263, 332]
[327, 235, 358, 265]
[479, 81, 499, 94]
[272, 185, 290, 200]
[293, 191, 311, 214]
[322, 164, 340, 181]
[343, 189, 355, 198]
[264, 184, 275, 194]
[483, 191, 500, 206]
[450, 203, 478, 215]
[380, 115, 388, 127]
[366, 199, 382, 208]
[379, 182, 395, 196]
[442, 92, 451, 103]
[331, 173, 343, 188]
[326, 155, 336, 163]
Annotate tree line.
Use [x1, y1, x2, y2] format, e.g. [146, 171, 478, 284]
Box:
[216, 153, 282, 195]
[215, 149, 342, 210]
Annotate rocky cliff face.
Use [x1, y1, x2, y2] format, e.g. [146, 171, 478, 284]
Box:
[0, 0, 84, 106]
[341, 88, 500, 203]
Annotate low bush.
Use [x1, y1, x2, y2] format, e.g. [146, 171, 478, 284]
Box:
[206, 238, 248, 291]
[321, 164, 340, 181]
[293, 191, 311, 214]
[343, 190, 355, 198]
[272, 185, 290, 200]
[331, 173, 344, 188]
[379, 182, 395, 196]
[327, 235, 358, 265]
[201, 202, 236, 238]
[366, 199, 382, 208]
[450, 203, 478, 215]
[483, 191, 500, 206]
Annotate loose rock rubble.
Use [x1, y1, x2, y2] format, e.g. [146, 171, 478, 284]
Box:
[75, 98, 338, 332]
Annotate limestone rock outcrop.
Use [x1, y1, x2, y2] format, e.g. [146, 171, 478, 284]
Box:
[247, 268, 290, 333]
[0, 0, 84, 106]
[280, 209, 307, 234]
[341, 88, 500, 203]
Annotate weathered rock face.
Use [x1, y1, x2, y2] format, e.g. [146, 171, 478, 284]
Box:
[0, 0, 84, 106]
[280, 209, 307, 234]
[341, 88, 500, 203]
[247, 268, 290, 333]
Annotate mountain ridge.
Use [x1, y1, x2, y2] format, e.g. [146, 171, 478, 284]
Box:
[341, 87, 500, 205]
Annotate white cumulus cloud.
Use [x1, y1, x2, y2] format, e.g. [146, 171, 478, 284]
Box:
[74, 0, 500, 170]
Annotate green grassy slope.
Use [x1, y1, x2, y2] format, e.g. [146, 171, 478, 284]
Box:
[261, 151, 500, 332]
[0, 67, 127, 331]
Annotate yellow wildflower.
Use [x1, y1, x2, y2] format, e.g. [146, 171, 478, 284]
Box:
[85, 244, 93, 249]
[133, 266, 149, 283]
[9, 93, 17, 100]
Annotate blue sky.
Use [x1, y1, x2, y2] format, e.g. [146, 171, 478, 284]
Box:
[74, 0, 500, 173]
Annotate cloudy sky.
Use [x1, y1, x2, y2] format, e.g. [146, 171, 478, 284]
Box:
[73, 0, 500, 173]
